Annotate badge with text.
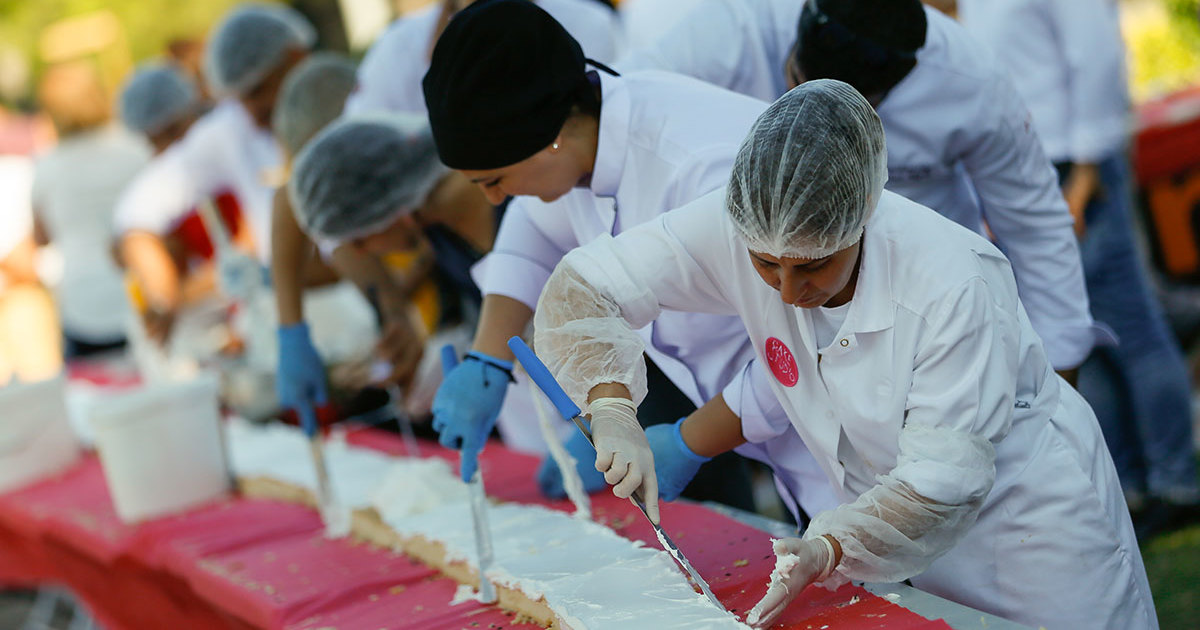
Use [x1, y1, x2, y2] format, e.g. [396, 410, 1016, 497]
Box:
[764, 337, 799, 387]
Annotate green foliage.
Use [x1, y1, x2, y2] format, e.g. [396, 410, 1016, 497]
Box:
[0, 0, 259, 102]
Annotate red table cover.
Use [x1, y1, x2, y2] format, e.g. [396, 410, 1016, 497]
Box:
[0, 426, 952, 630]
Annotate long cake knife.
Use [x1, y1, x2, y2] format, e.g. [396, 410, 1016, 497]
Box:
[506, 337, 725, 610]
[441, 345, 498, 604]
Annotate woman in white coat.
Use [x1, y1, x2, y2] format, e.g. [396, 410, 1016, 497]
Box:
[533, 81, 1156, 629]
[421, 0, 837, 516]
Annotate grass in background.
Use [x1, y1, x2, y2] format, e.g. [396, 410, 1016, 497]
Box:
[1142, 454, 1200, 630]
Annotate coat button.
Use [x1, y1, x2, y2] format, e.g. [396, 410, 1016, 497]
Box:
[840, 338, 849, 347]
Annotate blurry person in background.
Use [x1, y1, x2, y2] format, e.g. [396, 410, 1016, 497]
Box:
[0, 150, 62, 383]
[268, 53, 412, 428]
[960, 0, 1200, 541]
[33, 61, 151, 359]
[114, 4, 316, 347]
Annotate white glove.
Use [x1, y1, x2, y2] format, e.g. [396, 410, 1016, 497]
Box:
[588, 397, 659, 524]
[747, 536, 837, 628]
[218, 251, 264, 302]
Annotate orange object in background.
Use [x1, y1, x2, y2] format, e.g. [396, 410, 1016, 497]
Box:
[1134, 86, 1200, 281]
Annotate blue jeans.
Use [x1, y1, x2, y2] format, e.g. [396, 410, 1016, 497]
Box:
[1076, 153, 1199, 501]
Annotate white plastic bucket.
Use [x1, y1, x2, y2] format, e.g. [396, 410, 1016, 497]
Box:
[0, 374, 81, 493]
[89, 374, 230, 522]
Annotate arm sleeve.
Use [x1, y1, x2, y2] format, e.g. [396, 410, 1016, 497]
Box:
[477, 197, 579, 310]
[804, 274, 1016, 586]
[1048, 0, 1130, 161]
[112, 151, 198, 236]
[616, 0, 753, 94]
[722, 359, 793, 444]
[960, 76, 1095, 369]
[533, 193, 740, 409]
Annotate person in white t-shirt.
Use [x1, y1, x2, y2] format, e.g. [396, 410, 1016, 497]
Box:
[33, 62, 151, 356]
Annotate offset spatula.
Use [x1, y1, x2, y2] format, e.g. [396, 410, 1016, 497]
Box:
[506, 337, 724, 610]
[440, 345, 498, 604]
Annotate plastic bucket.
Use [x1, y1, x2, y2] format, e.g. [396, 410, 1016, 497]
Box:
[89, 374, 230, 522]
[0, 374, 81, 493]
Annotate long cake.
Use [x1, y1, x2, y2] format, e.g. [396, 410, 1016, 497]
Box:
[225, 420, 749, 629]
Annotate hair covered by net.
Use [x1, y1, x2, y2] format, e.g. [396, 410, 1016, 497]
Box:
[287, 113, 450, 242]
[726, 79, 887, 260]
[119, 63, 198, 135]
[204, 3, 316, 97]
[272, 52, 358, 157]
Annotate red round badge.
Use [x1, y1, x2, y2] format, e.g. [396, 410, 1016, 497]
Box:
[764, 337, 799, 387]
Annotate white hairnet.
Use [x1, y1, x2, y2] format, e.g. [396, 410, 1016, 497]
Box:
[119, 63, 198, 135]
[726, 79, 887, 260]
[204, 3, 316, 97]
[271, 52, 357, 157]
[288, 113, 450, 242]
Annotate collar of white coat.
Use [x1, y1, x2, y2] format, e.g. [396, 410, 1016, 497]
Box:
[589, 71, 629, 199]
[835, 194, 899, 336]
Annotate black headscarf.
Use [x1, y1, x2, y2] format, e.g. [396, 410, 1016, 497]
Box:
[795, 0, 927, 99]
[422, 0, 587, 170]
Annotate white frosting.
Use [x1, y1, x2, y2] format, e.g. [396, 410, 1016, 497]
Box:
[374, 466, 749, 629]
[531, 390, 591, 519]
[227, 420, 749, 629]
[225, 418, 394, 510]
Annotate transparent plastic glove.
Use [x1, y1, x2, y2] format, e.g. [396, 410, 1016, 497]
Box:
[430, 351, 512, 481]
[537, 429, 607, 499]
[747, 537, 837, 628]
[589, 397, 659, 523]
[276, 323, 327, 434]
[218, 251, 265, 302]
[646, 417, 710, 502]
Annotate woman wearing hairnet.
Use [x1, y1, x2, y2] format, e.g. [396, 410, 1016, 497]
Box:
[421, 0, 836, 517]
[534, 81, 1155, 629]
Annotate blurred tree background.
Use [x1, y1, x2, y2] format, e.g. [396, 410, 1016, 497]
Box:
[0, 0, 370, 110]
[1124, 0, 1200, 102]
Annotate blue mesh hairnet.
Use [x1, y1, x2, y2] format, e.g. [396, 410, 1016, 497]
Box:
[727, 79, 887, 259]
[119, 63, 198, 135]
[288, 113, 450, 242]
[271, 52, 357, 157]
[204, 3, 316, 97]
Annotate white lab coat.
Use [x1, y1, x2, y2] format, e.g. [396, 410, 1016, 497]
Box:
[616, 0, 799, 103]
[879, 8, 1097, 371]
[618, 0, 705, 51]
[478, 70, 837, 512]
[33, 125, 150, 342]
[623, 3, 1096, 370]
[959, 0, 1130, 163]
[113, 101, 281, 263]
[559, 189, 1155, 629]
[343, 0, 622, 118]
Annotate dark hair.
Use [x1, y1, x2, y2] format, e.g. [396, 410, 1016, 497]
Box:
[795, 0, 927, 98]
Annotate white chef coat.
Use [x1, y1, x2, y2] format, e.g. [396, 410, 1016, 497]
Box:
[622, 2, 1096, 370]
[959, 0, 1130, 163]
[476, 70, 836, 513]
[113, 101, 282, 263]
[33, 125, 150, 341]
[562, 188, 1155, 629]
[877, 7, 1095, 370]
[618, 0, 705, 52]
[616, 0, 799, 103]
[343, 0, 622, 118]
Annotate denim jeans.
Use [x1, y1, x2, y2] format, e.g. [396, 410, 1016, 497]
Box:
[1075, 153, 1199, 501]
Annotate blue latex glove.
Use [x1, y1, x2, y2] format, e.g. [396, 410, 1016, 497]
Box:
[430, 351, 512, 481]
[276, 323, 327, 436]
[646, 417, 711, 502]
[537, 429, 608, 499]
